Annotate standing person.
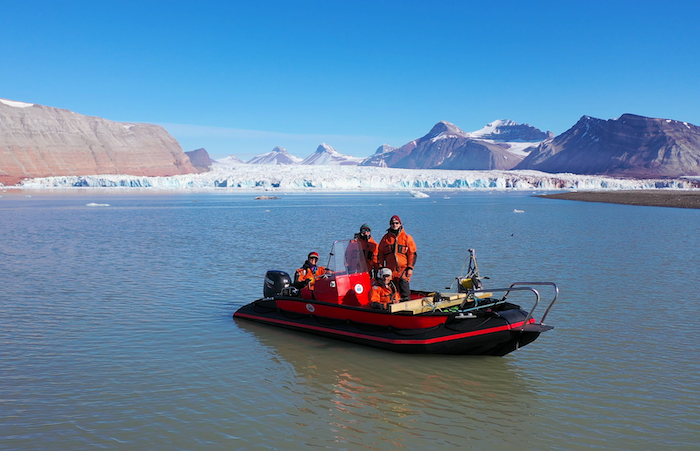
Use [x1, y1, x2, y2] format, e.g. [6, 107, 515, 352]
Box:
[378, 215, 417, 301]
[370, 267, 400, 308]
[294, 251, 326, 291]
[354, 223, 378, 277]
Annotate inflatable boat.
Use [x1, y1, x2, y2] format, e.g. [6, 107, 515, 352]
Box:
[233, 240, 558, 356]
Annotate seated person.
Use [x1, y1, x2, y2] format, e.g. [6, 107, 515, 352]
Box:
[370, 267, 400, 309]
[294, 251, 326, 291]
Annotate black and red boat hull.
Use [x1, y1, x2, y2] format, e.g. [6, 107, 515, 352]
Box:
[233, 297, 548, 356]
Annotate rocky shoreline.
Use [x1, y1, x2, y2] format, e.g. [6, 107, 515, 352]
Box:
[537, 190, 700, 209]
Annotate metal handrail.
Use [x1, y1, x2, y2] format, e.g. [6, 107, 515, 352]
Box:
[469, 286, 541, 331]
[503, 282, 559, 325]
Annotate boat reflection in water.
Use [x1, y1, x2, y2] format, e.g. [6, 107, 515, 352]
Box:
[235, 319, 547, 449]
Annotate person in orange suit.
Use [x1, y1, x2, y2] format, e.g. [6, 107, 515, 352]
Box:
[370, 267, 400, 308]
[294, 251, 326, 291]
[378, 215, 417, 301]
[353, 223, 379, 277]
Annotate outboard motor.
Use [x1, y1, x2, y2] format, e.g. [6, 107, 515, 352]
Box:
[264, 270, 292, 297]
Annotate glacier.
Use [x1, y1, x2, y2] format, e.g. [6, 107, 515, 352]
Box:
[12, 163, 700, 191]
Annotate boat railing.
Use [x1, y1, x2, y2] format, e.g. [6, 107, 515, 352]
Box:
[503, 282, 558, 325]
[467, 282, 557, 331]
[468, 286, 540, 324]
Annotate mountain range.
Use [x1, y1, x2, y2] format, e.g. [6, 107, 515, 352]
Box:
[232, 120, 551, 169]
[236, 115, 700, 177]
[515, 114, 700, 176]
[2, 96, 700, 185]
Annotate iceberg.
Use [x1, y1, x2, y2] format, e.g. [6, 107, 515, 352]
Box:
[14, 164, 700, 191]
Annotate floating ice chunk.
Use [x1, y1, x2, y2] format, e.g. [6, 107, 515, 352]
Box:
[513, 209, 524, 213]
[410, 190, 430, 198]
[86, 203, 110, 207]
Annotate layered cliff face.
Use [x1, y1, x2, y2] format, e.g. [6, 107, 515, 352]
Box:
[516, 114, 700, 177]
[0, 98, 197, 185]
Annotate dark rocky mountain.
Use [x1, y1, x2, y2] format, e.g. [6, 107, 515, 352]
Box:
[515, 114, 700, 177]
[0, 98, 197, 186]
[360, 120, 546, 170]
[185, 148, 215, 170]
[360, 144, 398, 167]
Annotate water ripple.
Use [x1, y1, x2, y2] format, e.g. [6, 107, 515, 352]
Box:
[2, 192, 699, 450]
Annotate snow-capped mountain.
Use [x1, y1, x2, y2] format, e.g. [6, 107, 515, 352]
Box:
[516, 114, 700, 177]
[246, 146, 302, 165]
[360, 120, 548, 170]
[466, 119, 553, 142]
[301, 143, 364, 165]
[217, 154, 245, 164]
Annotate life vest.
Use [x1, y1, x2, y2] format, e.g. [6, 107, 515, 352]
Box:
[352, 236, 378, 273]
[370, 281, 400, 304]
[295, 263, 326, 290]
[378, 228, 417, 280]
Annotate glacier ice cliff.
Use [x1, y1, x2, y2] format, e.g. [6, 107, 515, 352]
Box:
[14, 164, 700, 191]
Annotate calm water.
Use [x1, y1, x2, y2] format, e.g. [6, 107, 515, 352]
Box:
[1, 190, 699, 450]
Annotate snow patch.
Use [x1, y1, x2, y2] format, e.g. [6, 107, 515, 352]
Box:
[0, 98, 34, 108]
[467, 119, 517, 138]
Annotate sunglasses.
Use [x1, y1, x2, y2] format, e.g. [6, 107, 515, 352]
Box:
[309, 257, 318, 260]
[382, 274, 391, 278]
[390, 222, 401, 225]
[361, 229, 371, 233]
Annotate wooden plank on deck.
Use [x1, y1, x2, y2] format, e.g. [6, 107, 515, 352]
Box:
[389, 293, 468, 314]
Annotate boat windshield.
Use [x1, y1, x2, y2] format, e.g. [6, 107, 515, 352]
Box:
[325, 240, 369, 276]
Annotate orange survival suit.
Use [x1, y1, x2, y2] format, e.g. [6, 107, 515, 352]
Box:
[294, 262, 326, 290]
[378, 227, 417, 281]
[370, 281, 400, 305]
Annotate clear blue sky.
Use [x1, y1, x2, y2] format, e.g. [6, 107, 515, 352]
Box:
[2, 0, 699, 160]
